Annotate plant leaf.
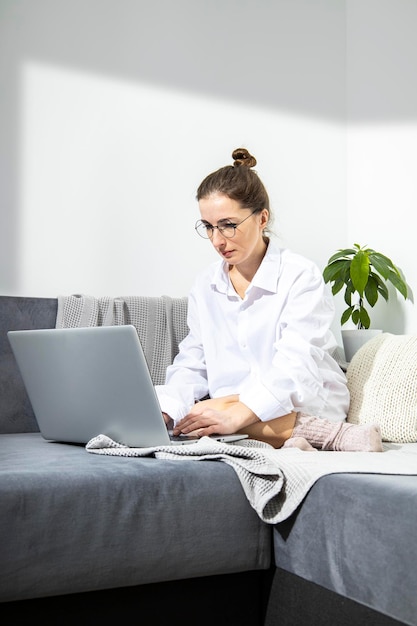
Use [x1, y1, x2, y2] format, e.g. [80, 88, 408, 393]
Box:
[326, 249, 357, 265]
[364, 274, 379, 307]
[369, 252, 394, 280]
[331, 279, 345, 296]
[341, 307, 353, 326]
[368, 272, 388, 301]
[387, 269, 408, 299]
[359, 306, 371, 329]
[344, 280, 354, 306]
[323, 259, 351, 283]
[352, 308, 360, 327]
[350, 249, 370, 295]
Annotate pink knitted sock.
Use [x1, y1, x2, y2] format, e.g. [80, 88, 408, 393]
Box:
[292, 412, 383, 452]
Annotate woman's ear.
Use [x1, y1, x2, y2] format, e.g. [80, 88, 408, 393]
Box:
[260, 208, 269, 229]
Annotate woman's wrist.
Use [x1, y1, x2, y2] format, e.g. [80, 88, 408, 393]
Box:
[162, 412, 174, 429]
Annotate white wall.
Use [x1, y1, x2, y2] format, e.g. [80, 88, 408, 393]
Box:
[0, 0, 346, 300]
[346, 0, 417, 334]
[1, 1, 416, 336]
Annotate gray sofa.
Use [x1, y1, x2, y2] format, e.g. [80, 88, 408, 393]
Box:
[0, 295, 415, 626]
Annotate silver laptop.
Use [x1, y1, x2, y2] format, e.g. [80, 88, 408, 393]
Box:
[8, 325, 248, 447]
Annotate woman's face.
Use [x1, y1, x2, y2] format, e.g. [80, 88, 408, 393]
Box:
[198, 193, 268, 267]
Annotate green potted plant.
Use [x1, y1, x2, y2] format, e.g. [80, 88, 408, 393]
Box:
[323, 243, 411, 361]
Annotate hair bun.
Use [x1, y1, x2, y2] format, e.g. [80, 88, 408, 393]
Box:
[232, 148, 257, 168]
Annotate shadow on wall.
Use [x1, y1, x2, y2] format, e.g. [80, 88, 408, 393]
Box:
[0, 0, 348, 294]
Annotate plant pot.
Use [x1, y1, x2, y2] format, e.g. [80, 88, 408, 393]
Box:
[341, 329, 383, 363]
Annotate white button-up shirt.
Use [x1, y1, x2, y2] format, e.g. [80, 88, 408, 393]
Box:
[156, 237, 349, 425]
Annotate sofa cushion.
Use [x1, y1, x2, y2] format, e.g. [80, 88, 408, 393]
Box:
[273, 470, 417, 625]
[346, 332, 417, 443]
[0, 432, 271, 602]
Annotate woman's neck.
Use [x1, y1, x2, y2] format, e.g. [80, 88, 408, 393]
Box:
[228, 238, 268, 297]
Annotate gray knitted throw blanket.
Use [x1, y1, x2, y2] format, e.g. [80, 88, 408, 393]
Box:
[86, 435, 417, 524]
[56, 294, 188, 385]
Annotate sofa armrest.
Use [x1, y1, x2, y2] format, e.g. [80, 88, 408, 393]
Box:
[0, 296, 57, 433]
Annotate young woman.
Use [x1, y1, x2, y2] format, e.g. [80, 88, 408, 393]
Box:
[155, 148, 382, 451]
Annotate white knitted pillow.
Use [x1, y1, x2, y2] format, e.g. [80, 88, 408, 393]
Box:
[347, 333, 417, 443]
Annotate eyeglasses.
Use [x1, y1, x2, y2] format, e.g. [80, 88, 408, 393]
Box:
[195, 210, 258, 239]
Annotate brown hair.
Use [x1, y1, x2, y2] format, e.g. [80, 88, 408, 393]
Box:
[196, 148, 271, 219]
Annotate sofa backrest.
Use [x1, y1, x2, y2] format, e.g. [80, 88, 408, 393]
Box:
[0, 295, 190, 435]
[0, 296, 58, 433]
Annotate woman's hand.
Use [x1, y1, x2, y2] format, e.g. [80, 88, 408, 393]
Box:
[172, 395, 260, 437]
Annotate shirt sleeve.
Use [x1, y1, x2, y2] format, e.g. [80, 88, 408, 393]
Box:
[154, 288, 209, 424]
